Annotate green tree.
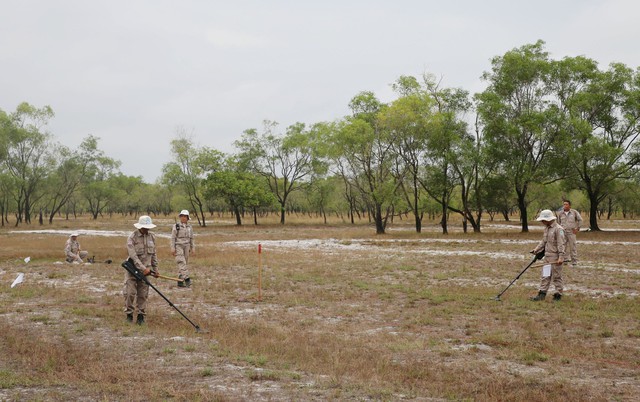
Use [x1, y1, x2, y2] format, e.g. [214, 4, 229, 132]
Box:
[383, 77, 435, 233]
[162, 132, 224, 227]
[44, 135, 109, 223]
[0, 102, 55, 225]
[476, 41, 564, 232]
[327, 92, 401, 234]
[235, 121, 321, 225]
[204, 155, 275, 225]
[551, 57, 640, 230]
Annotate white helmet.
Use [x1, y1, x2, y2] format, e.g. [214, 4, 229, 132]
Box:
[134, 215, 156, 229]
[179, 210, 190, 219]
[536, 209, 557, 221]
[70, 232, 79, 237]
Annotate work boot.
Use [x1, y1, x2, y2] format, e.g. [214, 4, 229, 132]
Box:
[553, 293, 562, 301]
[530, 291, 547, 301]
[178, 274, 185, 288]
[126, 313, 133, 323]
[136, 314, 145, 325]
[185, 277, 191, 287]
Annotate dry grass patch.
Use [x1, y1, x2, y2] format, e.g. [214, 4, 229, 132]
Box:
[1, 217, 639, 400]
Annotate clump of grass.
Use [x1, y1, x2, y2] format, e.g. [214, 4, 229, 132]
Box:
[521, 351, 549, 365]
[246, 369, 281, 381]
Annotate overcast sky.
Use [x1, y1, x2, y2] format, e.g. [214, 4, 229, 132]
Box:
[1, 0, 639, 182]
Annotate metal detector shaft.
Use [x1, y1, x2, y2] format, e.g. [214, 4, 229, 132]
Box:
[494, 251, 545, 300]
[121, 259, 202, 332]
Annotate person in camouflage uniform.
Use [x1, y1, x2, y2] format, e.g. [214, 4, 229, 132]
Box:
[124, 216, 159, 324]
[530, 209, 566, 302]
[65, 233, 89, 263]
[171, 210, 195, 287]
[557, 200, 583, 266]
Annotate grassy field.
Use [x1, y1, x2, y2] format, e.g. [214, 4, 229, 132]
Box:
[0, 214, 638, 401]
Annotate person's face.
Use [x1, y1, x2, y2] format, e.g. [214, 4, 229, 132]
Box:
[139, 228, 149, 235]
[71, 236, 78, 241]
[563, 202, 571, 211]
[541, 220, 553, 227]
[180, 215, 188, 223]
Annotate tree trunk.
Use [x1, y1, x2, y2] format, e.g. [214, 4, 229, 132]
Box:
[516, 189, 529, 232]
[374, 203, 385, 234]
[233, 204, 242, 226]
[588, 193, 601, 231]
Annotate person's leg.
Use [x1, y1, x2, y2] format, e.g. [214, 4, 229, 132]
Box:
[136, 281, 150, 323]
[552, 263, 564, 300]
[123, 274, 137, 321]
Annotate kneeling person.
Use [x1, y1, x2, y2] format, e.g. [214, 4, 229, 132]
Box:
[65, 233, 89, 263]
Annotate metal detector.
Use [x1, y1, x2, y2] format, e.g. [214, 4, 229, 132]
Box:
[493, 250, 545, 301]
[121, 259, 204, 332]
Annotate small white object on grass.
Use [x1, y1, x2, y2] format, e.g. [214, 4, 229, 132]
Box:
[24, 257, 31, 264]
[11, 273, 25, 288]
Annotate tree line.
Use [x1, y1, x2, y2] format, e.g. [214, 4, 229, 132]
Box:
[2, 41, 639, 233]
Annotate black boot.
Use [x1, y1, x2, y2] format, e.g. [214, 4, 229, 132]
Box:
[136, 314, 145, 325]
[185, 277, 191, 287]
[530, 291, 547, 301]
[177, 275, 185, 287]
[553, 293, 562, 301]
[126, 313, 133, 323]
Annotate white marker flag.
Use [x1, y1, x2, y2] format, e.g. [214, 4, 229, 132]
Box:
[542, 264, 552, 278]
[11, 273, 25, 288]
[24, 257, 31, 263]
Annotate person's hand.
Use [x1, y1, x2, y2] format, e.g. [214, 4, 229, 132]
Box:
[143, 268, 151, 276]
[172, 250, 176, 257]
[191, 250, 195, 256]
[151, 270, 159, 278]
[530, 249, 537, 254]
[573, 228, 579, 234]
[557, 257, 564, 265]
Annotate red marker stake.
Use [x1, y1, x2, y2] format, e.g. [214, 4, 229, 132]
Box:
[258, 243, 262, 301]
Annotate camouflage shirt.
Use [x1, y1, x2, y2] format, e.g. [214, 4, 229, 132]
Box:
[127, 230, 158, 270]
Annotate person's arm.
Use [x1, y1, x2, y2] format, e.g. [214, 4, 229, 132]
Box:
[557, 228, 566, 264]
[170, 225, 177, 255]
[189, 226, 195, 254]
[150, 233, 159, 277]
[575, 210, 583, 232]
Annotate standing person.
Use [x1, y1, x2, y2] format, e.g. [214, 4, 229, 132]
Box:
[530, 209, 566, 301]
[557, 200, 583, 266]
[171, 210, 195, 288]
[124, 215, 159, 324]
[65, 233, 89, 263]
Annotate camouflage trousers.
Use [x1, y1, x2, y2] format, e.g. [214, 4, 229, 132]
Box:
[66, 251, 88, 263]
[175, 243, 191, 280]
[123, 271, 149, 316]
[539, 259, 564, 295]
[565, 232, 578, 264]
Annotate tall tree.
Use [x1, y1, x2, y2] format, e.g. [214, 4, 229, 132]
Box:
[383, 76, 435, 233]
[550, 57, 640, 230]
[235, 121, 321, 225]
[327, 92, 401, 234]
[162, 131, 223, 227]
[0, 103, 55, 225]
[476, 41, 564, 232]
[44, 135, 107, 223]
